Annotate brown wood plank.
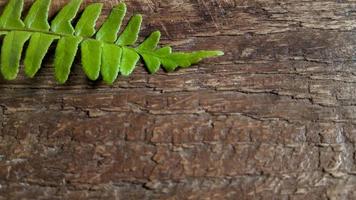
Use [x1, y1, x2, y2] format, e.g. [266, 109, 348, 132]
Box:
[0, 0, 356, 199]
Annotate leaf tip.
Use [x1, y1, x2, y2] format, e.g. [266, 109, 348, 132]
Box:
[152, 30, 161, 37]
[133, 14, 143, 22]
[56, 78, 67, 85]
[1, 72, 16, 81]
[116, 2, 127, 12]
[215, 51, 224, 56]
[103, 79, 115, 85]
[24, 69, 35, 79]
[88, 3, 104, 11]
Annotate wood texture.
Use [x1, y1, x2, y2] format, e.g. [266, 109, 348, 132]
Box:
[0, 0, 356, 199]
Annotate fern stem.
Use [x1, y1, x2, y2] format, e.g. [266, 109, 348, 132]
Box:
[0, 27, 169, 64]
[0, 27, 138, 51]
[0, 28, 72, 38]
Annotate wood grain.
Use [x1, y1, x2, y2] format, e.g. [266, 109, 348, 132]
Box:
[0, 0, 356, 199]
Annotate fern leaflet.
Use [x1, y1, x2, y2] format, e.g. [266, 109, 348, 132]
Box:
[0, 0, 224, 84]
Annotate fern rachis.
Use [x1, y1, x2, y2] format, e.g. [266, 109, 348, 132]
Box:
[0, 0, 224, 84]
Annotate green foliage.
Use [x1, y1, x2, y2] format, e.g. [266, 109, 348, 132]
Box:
[24, 0, 51, 30]
[0, 0, 224, 84]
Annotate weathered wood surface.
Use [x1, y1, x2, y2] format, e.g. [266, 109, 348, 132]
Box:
[0, 0, 356, 199]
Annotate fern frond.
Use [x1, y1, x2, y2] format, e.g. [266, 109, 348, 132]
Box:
[0, 0, 224, 84]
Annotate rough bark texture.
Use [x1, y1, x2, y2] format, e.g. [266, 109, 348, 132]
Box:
[0, 0, 356, 199]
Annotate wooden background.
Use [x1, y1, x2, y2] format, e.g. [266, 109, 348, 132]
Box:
[0, 0, 356, 199]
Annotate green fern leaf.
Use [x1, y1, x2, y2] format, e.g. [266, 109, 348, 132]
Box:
[1, 31, 31, 80]
[137, 31, 161, 73]
[24, 0, 51, 30]
[96, 3, 126, 43]
[24, 33, 58, 78]
[101, 44, 122, 84]
[116, 15, 142, 46]
[0, 0, 24, 28]
[81, 39, 102, 80]
[120, 47, 140, 76]
[75, 3, 102, 37]
[51, 0, 82, 34]
[138, 31, 161, 51]
[54, 36, 82, 84]
[0, 0, 223, 84]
